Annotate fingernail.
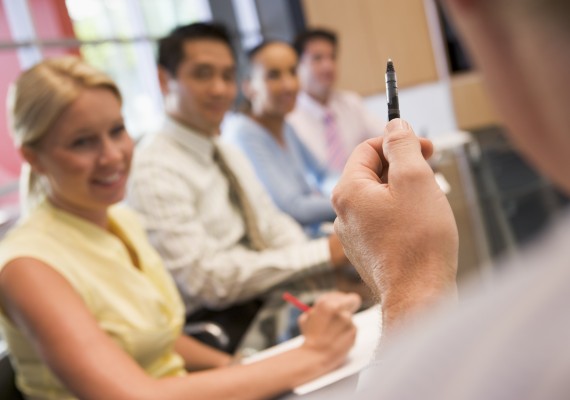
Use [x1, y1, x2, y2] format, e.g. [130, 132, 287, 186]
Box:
[386, 118, 410, 133]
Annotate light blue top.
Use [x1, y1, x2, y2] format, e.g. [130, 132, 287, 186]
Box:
[223, 114, 337, 237]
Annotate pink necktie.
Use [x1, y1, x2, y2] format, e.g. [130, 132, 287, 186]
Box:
[324, 110, 347, 172]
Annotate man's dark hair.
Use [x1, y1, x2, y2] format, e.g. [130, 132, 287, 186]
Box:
[158, 22, 235, 76]
[293, 28, 337, 57]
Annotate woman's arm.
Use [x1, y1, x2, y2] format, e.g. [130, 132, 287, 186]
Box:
[0, 258, 157, 400]
[173, 335, 231, 371]
[0, 258, 359, 400]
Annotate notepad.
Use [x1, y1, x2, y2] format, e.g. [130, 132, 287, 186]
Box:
[242, 305, 382, 395]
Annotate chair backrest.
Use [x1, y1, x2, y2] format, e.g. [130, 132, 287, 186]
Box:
[0, 352, 24, 400]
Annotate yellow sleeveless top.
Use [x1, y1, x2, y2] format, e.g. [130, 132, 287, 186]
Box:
[0, 201, 186, 399]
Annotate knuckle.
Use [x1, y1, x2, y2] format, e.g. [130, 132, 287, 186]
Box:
[393, 162, 433, 183]
[322, 300, 337, 314]
[333, 218, 342, 238]
[331, 182, 363, 218]
[319, 299, 340, 317]
[340, 312, 353, 325]
[331, 185, 349, 216]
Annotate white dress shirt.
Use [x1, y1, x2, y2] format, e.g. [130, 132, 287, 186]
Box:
[128, 117, 331, 313]
[287, 90, 385, 172]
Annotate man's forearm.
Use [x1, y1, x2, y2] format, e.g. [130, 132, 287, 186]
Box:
[379, 280, 458, 343]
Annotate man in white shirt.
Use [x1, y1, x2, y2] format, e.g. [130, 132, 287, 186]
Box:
[287, 29, 384, 173]
[128, 23, 350, 350]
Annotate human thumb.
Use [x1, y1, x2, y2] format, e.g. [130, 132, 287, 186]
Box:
[382, 119, 433, 190]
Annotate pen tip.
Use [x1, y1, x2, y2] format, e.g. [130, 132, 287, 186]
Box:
[386, 59, 395, 72]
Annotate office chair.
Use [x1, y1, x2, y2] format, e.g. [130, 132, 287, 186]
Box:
[184, 321, 230, 350]
[0, 352, 24, 400]
[185, 299, 264, 354]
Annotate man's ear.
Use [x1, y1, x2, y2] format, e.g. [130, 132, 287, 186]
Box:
[20, 146, 45, 174]
[157, 66, 173, 96]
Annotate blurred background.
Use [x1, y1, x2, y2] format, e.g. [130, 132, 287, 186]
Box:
[1, 0, 568, 285]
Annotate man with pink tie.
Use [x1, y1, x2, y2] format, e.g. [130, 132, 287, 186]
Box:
[288, 28, 384, 174]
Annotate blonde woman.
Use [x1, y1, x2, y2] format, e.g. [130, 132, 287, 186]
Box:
[0, 57, 359, 399]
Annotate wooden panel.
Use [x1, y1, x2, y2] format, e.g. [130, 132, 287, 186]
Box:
[302, 0, 383, 95]
[361, 0, 438, 88]
[451, 72, 501, 131]
[301, 0, 438, 95]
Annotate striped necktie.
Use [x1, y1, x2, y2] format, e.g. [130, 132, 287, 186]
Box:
[213, 145, 267, 251]
[323, 110, 347, 172]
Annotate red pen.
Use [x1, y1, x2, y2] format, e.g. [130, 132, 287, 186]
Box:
[282, 292, 311, 312]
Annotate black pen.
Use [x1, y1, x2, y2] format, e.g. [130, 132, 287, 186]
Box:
[385, 59, 400, 121]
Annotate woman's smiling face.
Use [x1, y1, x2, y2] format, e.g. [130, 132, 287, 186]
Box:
[27, 87, 133, 218]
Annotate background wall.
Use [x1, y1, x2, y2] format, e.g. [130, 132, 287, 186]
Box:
[0, 0, 76, 183]
[301, 0, 499, 136]
[1, 0, 494, 185]
[303, 0, 438, 93]
[1, 0, 565, 272]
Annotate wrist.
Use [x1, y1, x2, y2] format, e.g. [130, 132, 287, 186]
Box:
[380, 281, 457, 337]
[295, 344, 334, 376]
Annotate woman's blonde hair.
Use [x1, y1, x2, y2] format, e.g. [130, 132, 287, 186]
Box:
[6, 56, 121, 213]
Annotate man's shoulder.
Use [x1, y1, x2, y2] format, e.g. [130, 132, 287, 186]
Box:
[332, 89, 365, 106]
[137, 130, 176, 154]
[289, 90, 365, 117]
[288, 94, 321, 125]
[134, 130, 194, 167]
[216, 140, 255, 171]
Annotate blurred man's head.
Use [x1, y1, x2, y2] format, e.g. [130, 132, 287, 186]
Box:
[441, 0, 570, 193]
[157, 23, 237, 136]
[293, 29, 338, 103]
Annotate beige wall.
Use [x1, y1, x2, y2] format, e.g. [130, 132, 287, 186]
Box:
[451, 72, 501, 131]
[302, 0, 438, 95]
[301, 0, 500, 129]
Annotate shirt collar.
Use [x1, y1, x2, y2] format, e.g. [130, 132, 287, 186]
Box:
[297, 91, 327, 117]
[160, 116, 218, 164]
[296, 91, 338, 120]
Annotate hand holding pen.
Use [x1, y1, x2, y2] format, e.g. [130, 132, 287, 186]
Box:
[297, 292, 361, 361]
[283, 291, 360, 317]
[283, 292, 311, 312]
